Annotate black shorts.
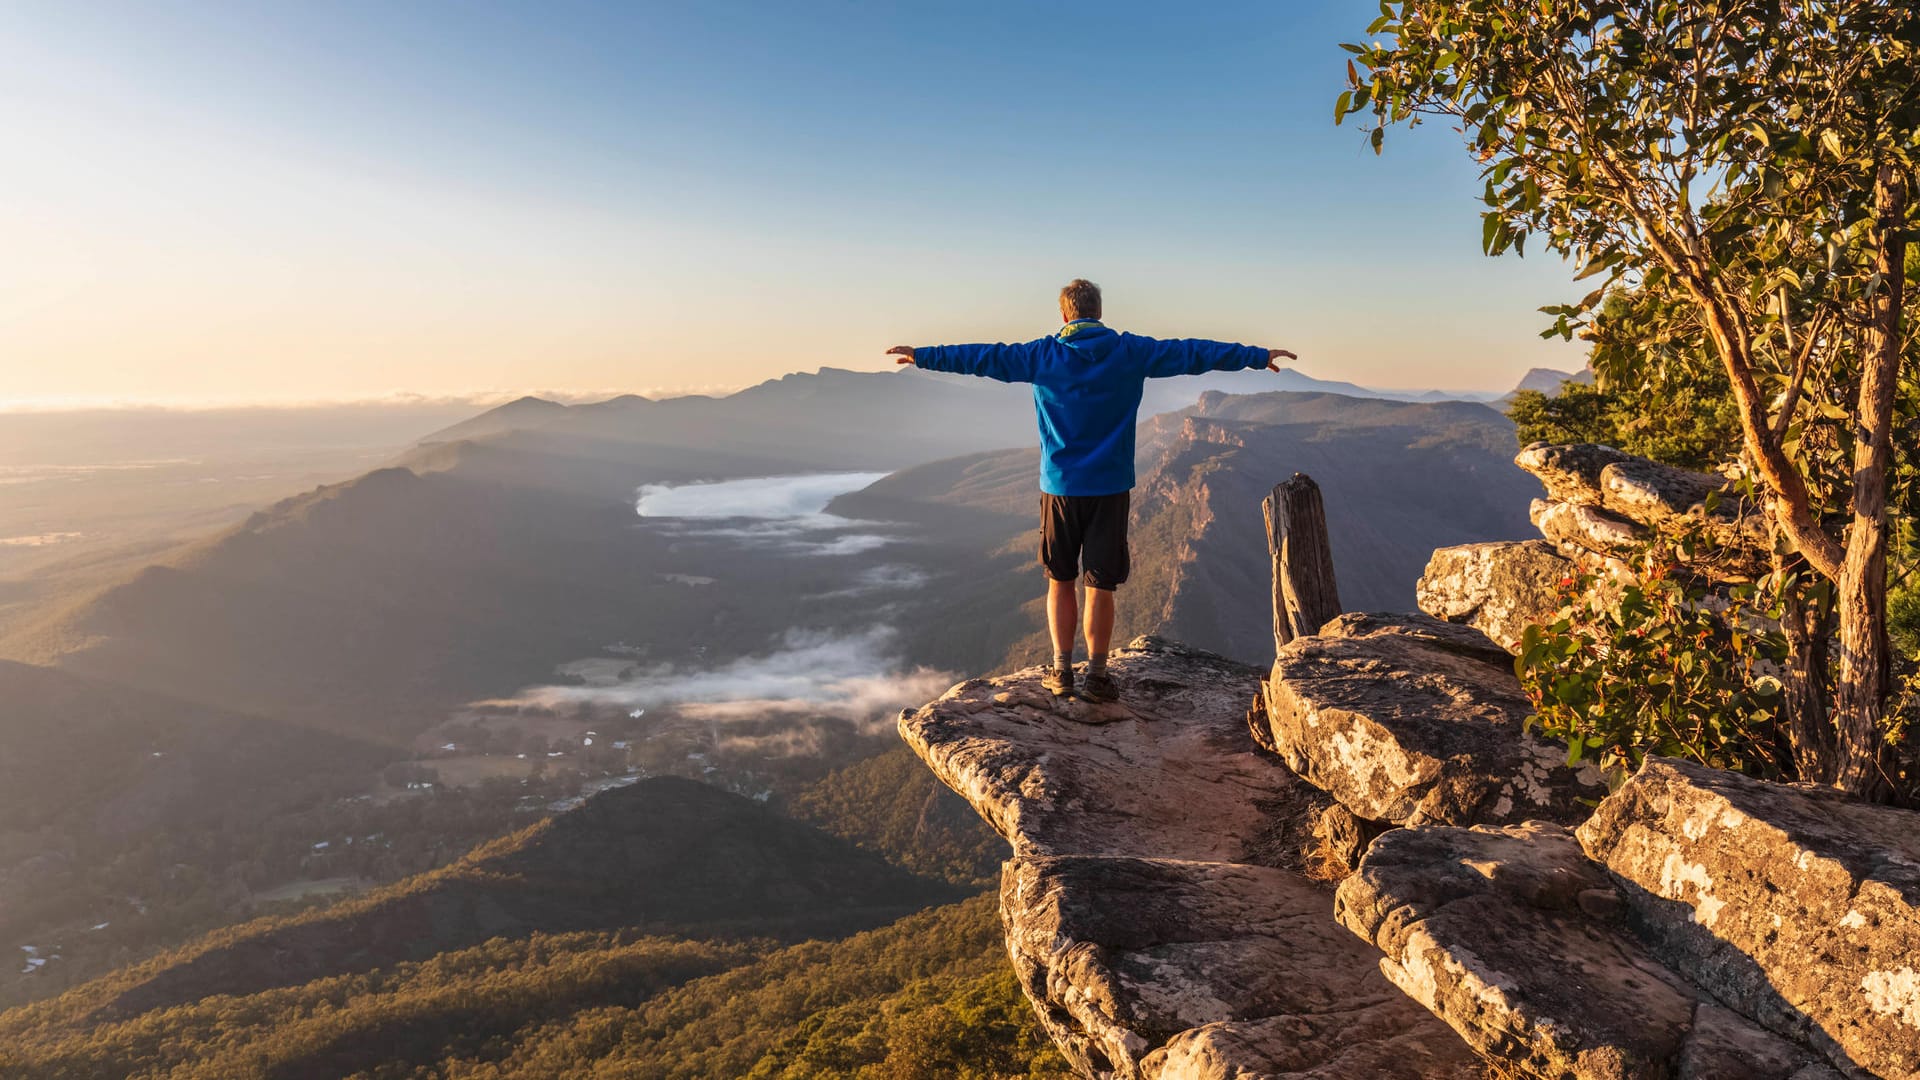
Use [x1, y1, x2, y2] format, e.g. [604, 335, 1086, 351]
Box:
[1040, 491, 1130, 590]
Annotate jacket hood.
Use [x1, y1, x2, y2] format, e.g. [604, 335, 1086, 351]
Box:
[1055, 319, 1122, 360]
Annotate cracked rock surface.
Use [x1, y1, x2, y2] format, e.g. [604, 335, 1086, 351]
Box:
[1415, 540, 1573, 652]
[1262, 612, 1606, 827]
[1580, 758, 1920, 1079]
[1516, 442, 1769, 571]
[1419, 444, 1775, 658]
[899, 636, 1317, 864]
[900, 636, 1482, 1079]
[1334, 821, 1839, 1080]
[1006, 854, 1482, 1080]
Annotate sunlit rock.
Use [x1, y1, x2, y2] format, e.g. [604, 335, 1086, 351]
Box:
[1416, 540, 1571, 651]
[1006, 854, 1482, 1079]
[1336, 822, 1841, 1080]
[1514, 442, 1637, 504]
[898, 636, 1315, 864]
[1530, 498, 1646, 557]
[1579, 757, 1920, 1078]
[900, 636, 1481, 1078]
[1262, 612, 1605, 827]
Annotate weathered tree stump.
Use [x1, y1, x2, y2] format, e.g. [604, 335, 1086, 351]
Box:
[1264, 473, 1342, 650]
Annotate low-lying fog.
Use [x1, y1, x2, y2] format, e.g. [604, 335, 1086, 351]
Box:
[491, 626, 951, 733]
[478, 472, 953, 755]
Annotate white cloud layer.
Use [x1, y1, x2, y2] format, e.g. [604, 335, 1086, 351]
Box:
[477, 627, 954, 729]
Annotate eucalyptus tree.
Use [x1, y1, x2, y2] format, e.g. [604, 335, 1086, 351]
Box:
[1340, 1, 1920, 794]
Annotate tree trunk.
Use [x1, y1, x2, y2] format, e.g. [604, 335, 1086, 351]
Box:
[1777, 557, 1834, 783]
[1832, 164, 1908, 799]
[1264, 474, 1342, 652]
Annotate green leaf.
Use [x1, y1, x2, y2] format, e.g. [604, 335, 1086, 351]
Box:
[1573, 255, 1616, 281]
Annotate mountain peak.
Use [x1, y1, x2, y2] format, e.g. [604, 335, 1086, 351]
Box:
[416, 396, 572, 446]
[1508, 367, 1595, 396]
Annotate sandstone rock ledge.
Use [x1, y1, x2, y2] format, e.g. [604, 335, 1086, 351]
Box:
[1262, 612, 1607, 829]
[900, 637, 1483, 1079]
[1417, 442, 1777, 655]
[1336, 822, 1841, 1079]
[1331, 753, 1920, 1078]
[1581, 758, 1920, 1079]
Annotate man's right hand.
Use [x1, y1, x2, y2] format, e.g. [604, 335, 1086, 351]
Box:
[886, 345, 915, 364]
[1266, 348, 1296, 372]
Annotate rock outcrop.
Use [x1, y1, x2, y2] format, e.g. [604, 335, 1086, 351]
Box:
[1261, 612, 1606, 827]
[899, 637, 1483, 1079]
[1327, 753, 1920, 1078]
[901, 638, 1314, 866]
[1418, 443, 1777, 654]
[1579, 758, 1920, 1079]
[901, 446, 1914, 1079]
[905, 629, 1917, 1078]
[1336, 821, 1841, 1079]
[1520, 443, 1770, 567]
[1415, 540, 1572, 650]
[1004, 855, 1482, 1079]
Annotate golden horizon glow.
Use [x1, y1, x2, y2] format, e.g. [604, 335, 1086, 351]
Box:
[0, 3, 1586, 408]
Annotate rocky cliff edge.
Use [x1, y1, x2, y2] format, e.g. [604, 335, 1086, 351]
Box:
[900, 442, 1920, 1080]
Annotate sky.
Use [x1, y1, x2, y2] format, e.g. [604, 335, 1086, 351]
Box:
[0, 0, 1586, 409]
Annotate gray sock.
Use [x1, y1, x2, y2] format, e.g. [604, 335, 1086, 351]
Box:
[1087, 652, 1108, 676]
[1052, 651, 1072, 672]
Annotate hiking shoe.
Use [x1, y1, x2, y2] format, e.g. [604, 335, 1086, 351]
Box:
[1080, 671, 1120, 704]
[1042, 666, 1074, 698]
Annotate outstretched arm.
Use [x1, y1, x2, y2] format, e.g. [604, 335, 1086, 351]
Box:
[1140, 336, 1297, 378]
[886, 339, 1045, 384]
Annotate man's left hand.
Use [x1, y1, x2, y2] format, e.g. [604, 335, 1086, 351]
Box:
[1266, 348, 1297, 372]
[886, 345, 915, 364]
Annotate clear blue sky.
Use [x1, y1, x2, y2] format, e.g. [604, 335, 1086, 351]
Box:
[0, 0, 1584, 407]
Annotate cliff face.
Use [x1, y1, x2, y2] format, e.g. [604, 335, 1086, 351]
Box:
[1127, 393, 1538, 662]
[902, 443, 1920, 1080]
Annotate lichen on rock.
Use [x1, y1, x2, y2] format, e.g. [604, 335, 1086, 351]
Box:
[1579, 757, 1920, 1078]
[1335, 821, 1841, 1080]
[1262, 612, 1605, 828]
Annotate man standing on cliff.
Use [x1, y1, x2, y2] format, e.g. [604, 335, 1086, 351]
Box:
[886, 279, 1294, 703]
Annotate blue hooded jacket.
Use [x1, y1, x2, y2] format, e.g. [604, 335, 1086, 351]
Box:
[914, 320, 1269, 496]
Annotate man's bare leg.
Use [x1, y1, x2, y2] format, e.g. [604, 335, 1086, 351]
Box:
[1080, 586, 1119, 701]
[1045, 578, 1077, 695]
[1047, 578, 1079, 660]
[1083, 585, 1113, 658]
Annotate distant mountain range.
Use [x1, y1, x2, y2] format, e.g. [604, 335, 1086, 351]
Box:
[413, 364, 1514, 465]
